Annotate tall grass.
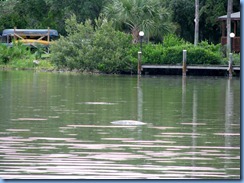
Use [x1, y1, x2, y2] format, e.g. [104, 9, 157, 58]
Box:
[0, 43, 54, 70]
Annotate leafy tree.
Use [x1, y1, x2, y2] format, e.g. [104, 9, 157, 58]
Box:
[45, 0, 108, 35]
[165, 0, 240, 44]
[0, 0, 26, 31]
[164, 0, 195, 43]
[0, 0, 240, 45]
[13, 0, 49, 28]
[0, 0, 107, 35]
[103, 0, 175, 43]
[199, 0, 227, 44]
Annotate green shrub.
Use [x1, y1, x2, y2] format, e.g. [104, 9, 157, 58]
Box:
[127, 41, 223, 67]
[233, 53, 240, 65]
[222, 53, 240, 65]
[0, 44, 11, 65]
[10, 56, 35, 69]
[0, 42, 33, 67]
[187, 47, 222, 65]
[162, 45, 222, 65]
[163, 34, 187, 47]
[92, 26, 133, 73]
[50, 15, 133, 74]
[161, 45, 188, 64]
[143, 43, 164, 64]
[198, 41, 222, 53]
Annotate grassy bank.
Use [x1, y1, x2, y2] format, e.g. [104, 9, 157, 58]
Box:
[0, 43, 56, 71]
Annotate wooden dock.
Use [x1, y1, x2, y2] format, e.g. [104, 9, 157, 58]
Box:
[137, 50, 239, 77]
[141, 65, 240, 71]
[141, 64, 240, 76]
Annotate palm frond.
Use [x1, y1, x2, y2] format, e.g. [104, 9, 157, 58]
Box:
[102, 0, 175, 42]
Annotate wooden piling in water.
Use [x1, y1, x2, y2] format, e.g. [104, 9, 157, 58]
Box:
[138, 51, 142, 75]
[182, 50, 187, 76]
[228, 53, 233, 77]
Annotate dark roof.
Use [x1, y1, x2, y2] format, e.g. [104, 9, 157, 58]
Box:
[218, 12, 240, 21]
[2, 29, 59, 36]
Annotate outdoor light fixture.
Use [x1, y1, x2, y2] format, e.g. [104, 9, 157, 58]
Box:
[139, 31, 144, 37]
[230, 32, 235, 38]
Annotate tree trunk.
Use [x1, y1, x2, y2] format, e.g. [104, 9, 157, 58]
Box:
[226, 0, 233, 56]
[194, 0, 199, 46]
[132, 27, 139, 44]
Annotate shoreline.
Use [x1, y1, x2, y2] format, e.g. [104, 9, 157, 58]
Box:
[0, 66, 240, 77]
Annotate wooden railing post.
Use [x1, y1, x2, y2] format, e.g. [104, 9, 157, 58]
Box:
[138, 51, 142, 75]
[182, 50, 187, 76]
[228, 53, 233, 77]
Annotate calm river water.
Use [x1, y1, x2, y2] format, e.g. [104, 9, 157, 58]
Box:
[0, 71, 240, 179]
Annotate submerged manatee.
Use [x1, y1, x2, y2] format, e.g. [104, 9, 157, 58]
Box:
[111, 120, 146, 126]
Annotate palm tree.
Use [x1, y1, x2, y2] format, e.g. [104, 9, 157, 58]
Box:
[103, 0, 175, 43]
[194, 0, 199, 46]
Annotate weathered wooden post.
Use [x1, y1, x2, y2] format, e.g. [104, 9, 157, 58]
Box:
[182, 50, 187, 76]
[48, 27, 50, 43]
[138, 51, 142, 75]
[228, 53, 233, 77]
[14, 27, 17, 41]
[47, 27, 50, 53]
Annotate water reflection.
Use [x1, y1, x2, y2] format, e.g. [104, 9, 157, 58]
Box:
[190, 87, 197, 177]
[137, 76, 143, 122]
[0, 71, 240, 179]
[223, 78, 239, 176]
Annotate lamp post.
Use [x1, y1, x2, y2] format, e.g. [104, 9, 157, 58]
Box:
[230, 32, 235, 53]
[139, 31, 144, 53]
[229, 32, 235, 78]
[137, 31, 144, 75]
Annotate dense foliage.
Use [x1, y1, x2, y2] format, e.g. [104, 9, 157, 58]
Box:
[50, 17, 226, 74]
[0, 0, 240, 43]
[0, 43, 32, 66]
[0, 0, 240, 73]
[163, 0, 240, 43]
[50, 15, 133, 74]
[0, 0, 108, 35]
[0, 43, 53, 69]
[103, 0, 175, 43]
[128, 36, 223, 67]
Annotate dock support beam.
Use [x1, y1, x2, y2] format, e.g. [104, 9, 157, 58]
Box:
[138, 51, 142, 75]
[47, 27, 50, 54]
[48, 27, 50, 43]
[182, 50, 187, 76]
[228, 53, 233, 77]
[14, 27, 17, 41]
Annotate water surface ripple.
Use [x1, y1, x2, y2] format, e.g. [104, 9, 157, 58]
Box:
[0, 71, 240, 179]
